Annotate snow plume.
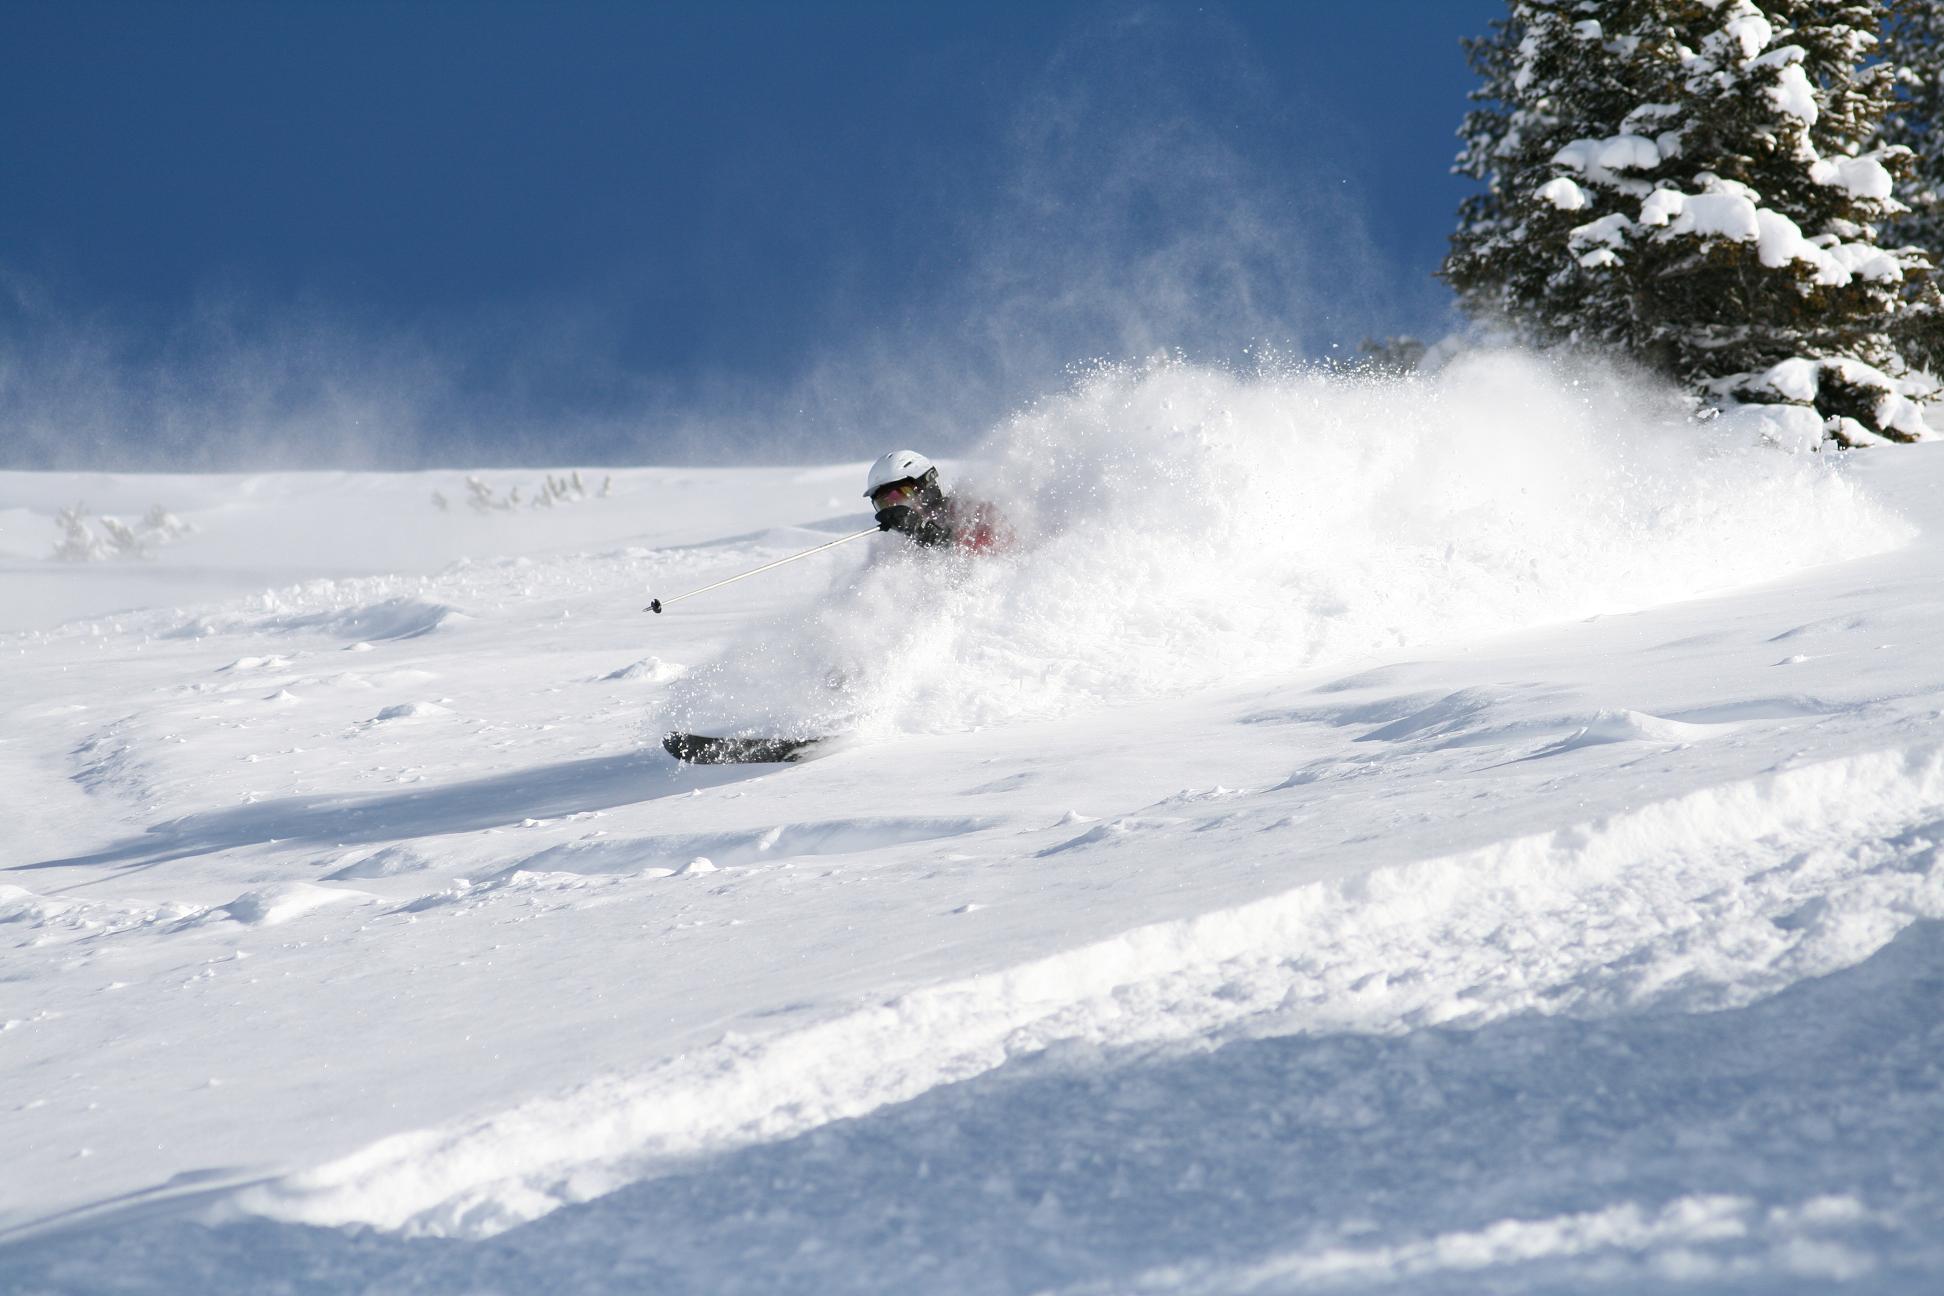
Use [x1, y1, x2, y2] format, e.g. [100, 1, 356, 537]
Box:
[663, 352, 1910, 739]
[0, 276, 692, 472]
[706, 4, 1412, 469]
[0, 275, 457, 471]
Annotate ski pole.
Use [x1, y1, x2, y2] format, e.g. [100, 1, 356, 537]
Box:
[647, 527, 878, 613]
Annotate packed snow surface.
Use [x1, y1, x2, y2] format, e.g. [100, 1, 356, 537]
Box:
[2, 355, 1942, 1293]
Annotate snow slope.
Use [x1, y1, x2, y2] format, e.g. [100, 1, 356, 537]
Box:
[2, 355, 1941, 1293]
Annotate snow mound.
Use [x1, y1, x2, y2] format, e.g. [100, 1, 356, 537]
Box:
[324, 846, 436, 881]
[602, 657, 686, 684]
[0, 884, 71, 927]
[174, 597, 459, 643]
[275, 598, 458, 641]
[312, 668, 439, 692]
[372, 702, 451, 722]
[668, 353, 1910, 737]
[1527, 708, 1724, 757]
[218, 655, 292, 673]
[502, 817, 993, 877]
[217, 883, 370, 927]
[1278, 688, 1738, 757]
[1717, 401, 1829, 452]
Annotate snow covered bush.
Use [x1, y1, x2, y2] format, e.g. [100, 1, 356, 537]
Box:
[50, 503, 193, 561]
[51, 505, 106, 562]
[1447, 0, 1943, 445]
[455, 472, 612, 513]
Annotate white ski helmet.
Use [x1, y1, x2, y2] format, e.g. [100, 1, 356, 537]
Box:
[864, 449, 935, 497]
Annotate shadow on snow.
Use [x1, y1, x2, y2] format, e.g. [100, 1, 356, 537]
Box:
[11, 753, 776, 879]
[5, 921, 1941, 1295]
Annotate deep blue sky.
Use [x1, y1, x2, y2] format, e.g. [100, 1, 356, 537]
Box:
[1, 0, 1504, 468]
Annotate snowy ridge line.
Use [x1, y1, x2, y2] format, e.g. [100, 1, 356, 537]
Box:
[227, 744, 1944, 1240]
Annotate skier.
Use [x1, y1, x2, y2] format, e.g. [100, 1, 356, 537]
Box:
[864, 450, 1010, 554]
[657, 451, 1008, 763]
[648, 449, 1007, 615]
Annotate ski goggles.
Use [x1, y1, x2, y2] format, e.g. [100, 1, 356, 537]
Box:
[871, 481, 921, 509]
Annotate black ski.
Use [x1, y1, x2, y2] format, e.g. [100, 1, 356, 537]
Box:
[662, 732, 827, 764]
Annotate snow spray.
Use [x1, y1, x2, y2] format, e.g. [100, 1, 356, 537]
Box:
[663, 351, 1910, 739]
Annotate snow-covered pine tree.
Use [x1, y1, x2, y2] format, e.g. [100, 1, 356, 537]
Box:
[1445, 5, 1634, 337]
[1884, 1, 1944, 244]
[1446, 0, 1941, 446]
[1881, 0, 1944, 367]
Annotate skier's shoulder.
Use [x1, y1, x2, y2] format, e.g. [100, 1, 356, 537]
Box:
[948, 495, 1013, 554]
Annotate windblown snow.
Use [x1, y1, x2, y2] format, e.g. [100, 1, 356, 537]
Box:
[2, 354, 1941, 1294]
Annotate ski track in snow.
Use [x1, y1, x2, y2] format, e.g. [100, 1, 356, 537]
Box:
[4, 377, 1944, 1291]
[7, 747, 1943, 1292]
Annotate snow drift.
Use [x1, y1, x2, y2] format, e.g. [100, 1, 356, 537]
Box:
[665, 352, 1909, 738]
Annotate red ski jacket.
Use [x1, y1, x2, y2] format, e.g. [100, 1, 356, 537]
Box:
[943, 498, 1012, 554]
